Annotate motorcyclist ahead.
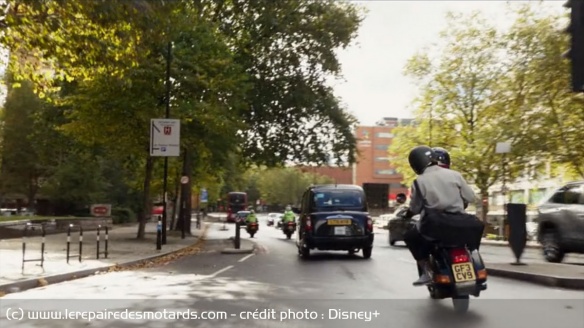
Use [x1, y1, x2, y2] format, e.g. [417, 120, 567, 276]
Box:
[402, 145, 481, 286]
[246, 210, 258, 224]
[282, 206, 295, 223]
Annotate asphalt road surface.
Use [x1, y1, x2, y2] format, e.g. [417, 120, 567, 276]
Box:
[1, 215, 583, 328]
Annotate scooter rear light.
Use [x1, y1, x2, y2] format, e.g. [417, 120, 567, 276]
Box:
[434, 274, 451, 284]
[450, 248, 470, 263]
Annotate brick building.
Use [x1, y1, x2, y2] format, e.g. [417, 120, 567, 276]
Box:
[296, 165, 352, 184]
[292, 117, 414, 212]
[353, 117, 413, 210]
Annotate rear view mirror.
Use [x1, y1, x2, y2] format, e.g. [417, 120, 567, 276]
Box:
[292, 207, 300, 214]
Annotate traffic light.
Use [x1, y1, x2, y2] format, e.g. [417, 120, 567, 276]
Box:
[564, 0, 584, 92]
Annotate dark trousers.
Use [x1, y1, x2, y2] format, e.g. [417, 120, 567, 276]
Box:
[404, 224, 484, 262]
[404, 227, 433, 261]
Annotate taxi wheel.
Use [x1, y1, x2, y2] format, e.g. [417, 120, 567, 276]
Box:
[362, 246, 372, 259]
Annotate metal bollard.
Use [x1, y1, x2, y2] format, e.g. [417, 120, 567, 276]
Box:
[66, 224, 83, 263]
[234, 220, 241, 249]
[21, 223, 29, 272]
[97, 225, 109, 259]
[104, 226, 109, 258]
[40, 225, 45, 267]
[22, 223, 46, 272]
[66, 224, 72, 264]
[97, 225, 101, 259]
[78, 226, 83, 262]
[156, 217, 162, 250]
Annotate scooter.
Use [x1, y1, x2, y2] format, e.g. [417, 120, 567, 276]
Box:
[283, 221, 296, 239]
[246, 222, 259, 238]
[417, 242, 487, 314]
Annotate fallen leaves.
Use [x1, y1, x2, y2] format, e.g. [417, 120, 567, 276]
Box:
[107, 225, 209, 273]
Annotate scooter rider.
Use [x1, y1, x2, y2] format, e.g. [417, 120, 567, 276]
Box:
[402, 145, 478, 286]
[246, 210, 258, 224]
[432, 147, 450, 169]
[282, 206, 295, 224]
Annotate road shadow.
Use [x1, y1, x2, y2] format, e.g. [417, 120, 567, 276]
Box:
[421, 299, 484, 328]
[297, 251, 370, 262]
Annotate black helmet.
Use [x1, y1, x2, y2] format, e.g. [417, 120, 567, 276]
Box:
[432, 147, 451, 169]
[408, 145, 437, 175]
[396, 193, 407, 204]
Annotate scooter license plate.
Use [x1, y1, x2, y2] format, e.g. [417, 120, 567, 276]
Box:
[452, 263, 476, 282]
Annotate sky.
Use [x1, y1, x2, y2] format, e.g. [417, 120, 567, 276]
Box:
[331, 0, 566, 126]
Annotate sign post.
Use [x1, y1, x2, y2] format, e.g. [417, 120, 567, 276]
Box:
[150, 118, 180, 245]
[180, 176, 189, 239]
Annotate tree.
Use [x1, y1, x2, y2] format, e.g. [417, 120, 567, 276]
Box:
[257, 167, 333, 206]
[0, 0, 158, 96]
[206, 0, 364, 166]
[0, 73, 47, 210]
[393, 10, 538, 221]
[501, 4, 584, 178]
[57, 3, 248, 238]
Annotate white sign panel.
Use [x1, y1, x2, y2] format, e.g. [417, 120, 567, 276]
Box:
[495, 142, 511, 154]
[150, 119, 180, 157]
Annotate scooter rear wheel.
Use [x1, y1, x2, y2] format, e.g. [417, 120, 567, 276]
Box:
[452, 295, 469, 314]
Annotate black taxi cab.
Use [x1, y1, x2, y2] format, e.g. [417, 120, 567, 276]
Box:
[294, 184, 373, 259]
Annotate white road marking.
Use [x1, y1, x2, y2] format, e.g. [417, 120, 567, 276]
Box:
[210, 265, 234, 277]
[238, 254, 255, 262]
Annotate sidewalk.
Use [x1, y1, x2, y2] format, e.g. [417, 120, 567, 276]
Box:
[0, 221, 207, 294]
[486, 261, 584, 290]
[481, 238, 541, 249]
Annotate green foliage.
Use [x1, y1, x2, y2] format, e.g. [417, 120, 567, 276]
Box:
[112, 207, 136, 224]
[391, 3, 584, 201]
[256, 167, 334, 206]
[0, 0, 364, 222]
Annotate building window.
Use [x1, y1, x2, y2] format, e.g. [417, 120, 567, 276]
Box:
[375, 157, 389, 162]
[375, 169, 396, 175]
[374, 145, 389, 150]
[376, 132, 393, 138]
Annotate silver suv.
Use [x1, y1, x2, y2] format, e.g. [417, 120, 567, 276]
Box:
[536, 181, 584, 262]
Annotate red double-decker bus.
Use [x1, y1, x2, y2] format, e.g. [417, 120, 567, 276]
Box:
[226, 192, 247, 222]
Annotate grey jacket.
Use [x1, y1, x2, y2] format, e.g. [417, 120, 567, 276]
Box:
[409, 165, 476, 217]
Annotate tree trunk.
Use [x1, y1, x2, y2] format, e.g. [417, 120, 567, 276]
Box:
[176, 149, 192, 234]
[137, 156, 154, 239]
[170, 172, 180, 230]
[480, 190, 489, 237]
[184, 149, 193, 234]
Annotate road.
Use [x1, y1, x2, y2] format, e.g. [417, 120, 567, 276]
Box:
[1, 215, 583, 328]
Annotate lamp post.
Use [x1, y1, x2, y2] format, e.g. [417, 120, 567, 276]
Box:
[495, 142, 511, 239]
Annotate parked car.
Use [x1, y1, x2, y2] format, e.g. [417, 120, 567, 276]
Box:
[295, 184, 374, 259]
[235, 211, 251, 227]
[388, 208, 419, 246]
[267, 213, 279, 226]
[536, 181, 584, 263]
[376, 214, 392, 229]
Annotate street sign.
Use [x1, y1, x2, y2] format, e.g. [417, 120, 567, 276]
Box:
[200, 188, 208, 203]
[150, 119, 180, 157]
[180, 176, 189, 184]
[90, 204, 112, 217]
